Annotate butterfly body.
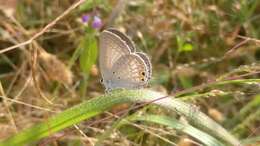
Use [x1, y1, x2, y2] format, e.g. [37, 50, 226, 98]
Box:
[99, 28, 152, 90]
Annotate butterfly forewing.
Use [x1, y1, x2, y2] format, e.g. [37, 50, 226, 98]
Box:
[99, 30, 132, 80]
[106, 28, 136, 52]
[110, 54, 149, 89]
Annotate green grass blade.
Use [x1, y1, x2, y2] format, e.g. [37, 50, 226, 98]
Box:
[130, 114, 224, 146]
[0, 89, 241, 146]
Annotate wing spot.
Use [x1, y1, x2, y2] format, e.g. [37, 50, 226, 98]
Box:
[141, 72, 145, 76]
[141, 78, 145, 81]
[113, 72, 115, 74]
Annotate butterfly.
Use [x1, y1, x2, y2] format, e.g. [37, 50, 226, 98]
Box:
[99, 28, 152, 90]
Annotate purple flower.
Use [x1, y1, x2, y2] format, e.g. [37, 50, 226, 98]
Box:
[92, 16, 102, 29]
[82, 14, 90, 23]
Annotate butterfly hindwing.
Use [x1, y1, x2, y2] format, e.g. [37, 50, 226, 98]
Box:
[109, 54, 149, 89]
[136, 52, 152, 80]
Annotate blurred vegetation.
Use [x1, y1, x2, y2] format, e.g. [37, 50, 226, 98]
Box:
[0, 0, 260, 145]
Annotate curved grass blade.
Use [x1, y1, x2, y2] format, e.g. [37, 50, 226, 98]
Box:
[0, 89, 241, 146]
[131, 114, 224, 146]
[96, 113, 225, 146]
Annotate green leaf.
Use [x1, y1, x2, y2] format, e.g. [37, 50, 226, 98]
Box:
[131, 115, 224, 146]
[241, 136, 260, 145]
[182, 43, 193, 52]
[176, 36, 193, 52]
[239, 94, 260, 117]
[176, 36, 183, 52]
[179, 76, 193, 89]
[79, 0, 95, 12]
[97, 112, 225, 146]
[0, 87, 246, 146]
[79, 0, 106, 12]
[79, 34, 97, 74]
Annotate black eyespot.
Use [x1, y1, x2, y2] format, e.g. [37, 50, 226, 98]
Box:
[100, 78, 103, 83]
[141, 72, 145, 76]
[113, 72, 115, 74]
[118, 77, 121, 79]
[141, 78, 144, 81]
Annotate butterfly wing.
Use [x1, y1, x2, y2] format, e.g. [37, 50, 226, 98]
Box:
[135, 52, 152, 80]
[99, 29, 132, 81]
[109, 54, 150, 89]
[106, 28, 136, 52]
